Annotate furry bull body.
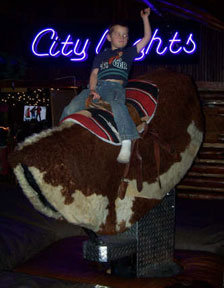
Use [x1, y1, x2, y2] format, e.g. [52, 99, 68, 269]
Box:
[9, 69, 203, 235]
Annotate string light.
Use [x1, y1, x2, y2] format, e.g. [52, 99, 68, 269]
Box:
[0, 88, 51, 107]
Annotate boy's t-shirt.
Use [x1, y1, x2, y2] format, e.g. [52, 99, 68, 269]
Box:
[92, 46, 139, 86]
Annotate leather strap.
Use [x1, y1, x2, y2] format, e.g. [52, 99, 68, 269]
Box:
[153, 140, 162, 188]
[133, 139, 143, 192]
[149, 129, 177, 188]
[117, 133, 145, 199]
[117, 125, 177, 199]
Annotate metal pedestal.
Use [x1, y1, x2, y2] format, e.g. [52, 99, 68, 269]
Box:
[83, 189, 181, 278]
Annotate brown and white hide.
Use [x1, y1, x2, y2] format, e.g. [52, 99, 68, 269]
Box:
[9, 69, 204, 235]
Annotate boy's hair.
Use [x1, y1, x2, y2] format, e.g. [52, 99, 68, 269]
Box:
[108, 22, 129, 35]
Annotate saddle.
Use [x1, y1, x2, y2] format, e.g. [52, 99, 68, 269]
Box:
[61, 80, 159, 145]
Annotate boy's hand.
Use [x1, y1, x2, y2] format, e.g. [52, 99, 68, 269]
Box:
[90, 90, 101, 100]
[140, 7, 151, 18]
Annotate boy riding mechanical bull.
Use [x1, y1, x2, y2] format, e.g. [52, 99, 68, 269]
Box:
[9, 8, 203, 235]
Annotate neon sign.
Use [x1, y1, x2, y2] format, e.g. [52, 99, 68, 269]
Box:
[31, 27, 197, 62]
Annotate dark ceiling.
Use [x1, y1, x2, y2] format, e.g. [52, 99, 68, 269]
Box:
[146, 0, 224, 30]
[1, 0, 224, 28]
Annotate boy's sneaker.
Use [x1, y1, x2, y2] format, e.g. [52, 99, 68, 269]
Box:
[117, 140, 132, 164]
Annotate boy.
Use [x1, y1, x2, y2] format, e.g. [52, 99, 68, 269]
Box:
[60, 8, 151, 163]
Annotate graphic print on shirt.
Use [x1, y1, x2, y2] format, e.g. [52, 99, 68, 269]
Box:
[101, 51, 127, 71]
[98, 48, 137, 82]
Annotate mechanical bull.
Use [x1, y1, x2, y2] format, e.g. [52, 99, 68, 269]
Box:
[9, 69, 203, 235]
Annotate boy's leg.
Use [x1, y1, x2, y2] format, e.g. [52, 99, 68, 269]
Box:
[99, 84, 139, 163]
[100, 85, 139, 141]
[60, 89, 90, 121]
[117, 139, 132, 163]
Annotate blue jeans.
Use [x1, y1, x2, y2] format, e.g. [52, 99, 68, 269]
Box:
[60, 80, 139, 141]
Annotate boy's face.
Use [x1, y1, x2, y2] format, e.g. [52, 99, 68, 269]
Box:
[107, 25, 129, 50]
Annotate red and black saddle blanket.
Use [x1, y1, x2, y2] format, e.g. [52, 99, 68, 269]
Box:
[60, 80, 159, 145]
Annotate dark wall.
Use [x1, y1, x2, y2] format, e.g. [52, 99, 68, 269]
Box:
[131, 25, 224, 82]
[1, 1, 224, 84]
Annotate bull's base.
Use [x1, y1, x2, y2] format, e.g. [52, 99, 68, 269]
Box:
[110, 258, 182, 278]
[83, 190, 182, 278]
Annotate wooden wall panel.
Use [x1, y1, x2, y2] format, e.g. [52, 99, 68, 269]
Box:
[176, 82, 224, 199]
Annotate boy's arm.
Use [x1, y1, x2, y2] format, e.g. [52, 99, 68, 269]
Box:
[89, 68, 100, 99]
[136, 8, 151, 54]
[89, 68, 99, 91]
